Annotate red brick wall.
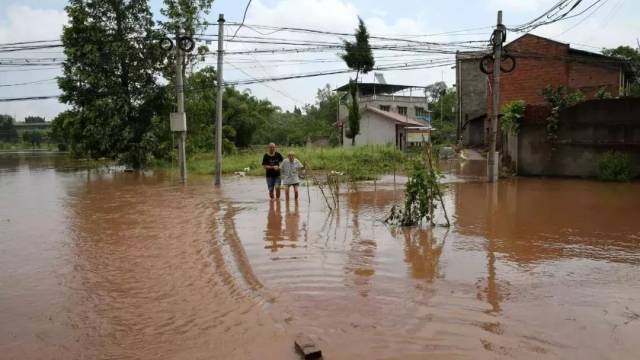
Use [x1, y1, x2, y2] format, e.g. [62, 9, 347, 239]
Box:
[487, 35, 622, 114]
[568, 60, 621, 98]
[496, 35, 569, 110]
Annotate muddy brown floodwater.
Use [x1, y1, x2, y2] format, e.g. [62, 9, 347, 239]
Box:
[1, 154, 640, 360]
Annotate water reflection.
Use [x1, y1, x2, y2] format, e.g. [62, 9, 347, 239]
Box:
[400, 227, 445, 282]
[284, 200, 300, 243]
[454, 178, 640, 264]
[265, 201, 283, 252]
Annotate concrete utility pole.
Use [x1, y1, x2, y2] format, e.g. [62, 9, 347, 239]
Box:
[487, 11, 505, 183]
[175, 33, 188, 183]
[214, 14, 225, 186]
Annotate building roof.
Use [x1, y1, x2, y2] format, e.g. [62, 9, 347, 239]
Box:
[334, 82, 424, 96]
[363, 105, 427, 127]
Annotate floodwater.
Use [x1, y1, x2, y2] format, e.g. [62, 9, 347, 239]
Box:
[1, 154, 640, 360]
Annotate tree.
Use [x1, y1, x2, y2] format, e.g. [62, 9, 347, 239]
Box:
[603, 45, 640, 97]
[0, 115, 18, 142]
[159, 0, 214, 76]
[22, 131, 45, 148]
[51, 110, 77, 151]
[304, 84, 341, 144]
[425, 82, 457, 145]
[58, 0, 165, 168]
[341, 17, 375, 145]
[425, 81, 447, 102]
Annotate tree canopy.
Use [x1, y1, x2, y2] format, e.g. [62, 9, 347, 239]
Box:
[603, 45, 640, 96]
[58, 0, 166, 167]
[0, 115, 18, 142]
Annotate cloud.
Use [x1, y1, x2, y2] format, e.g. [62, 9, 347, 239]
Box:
[0, 4, 68, 122]
[0, 5, 67, 43]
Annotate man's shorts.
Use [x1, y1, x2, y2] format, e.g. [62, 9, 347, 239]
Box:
[266, 176, 281, 192]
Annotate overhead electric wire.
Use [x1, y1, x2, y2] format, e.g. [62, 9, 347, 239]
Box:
[0, 95, 60, 102]
[226, 60, 304, 104]
[508, 0, 609, 33]
[555, 0, 612, 36]
[229, 0, 252, 41]
[0, 78, 57, 87]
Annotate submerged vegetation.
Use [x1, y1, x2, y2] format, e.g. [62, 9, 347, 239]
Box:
[385, 147, 449, 227]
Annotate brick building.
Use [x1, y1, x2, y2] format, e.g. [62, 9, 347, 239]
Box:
[457, 34, 629, 147]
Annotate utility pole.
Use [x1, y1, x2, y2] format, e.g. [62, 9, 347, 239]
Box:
[440, 71, 444, 130]
[487, 10, 504, 183]
[214, 14, 225, 186]
[175, 32, 187, 183]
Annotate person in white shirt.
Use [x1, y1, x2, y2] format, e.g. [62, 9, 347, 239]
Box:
[280, 151, 304, 201]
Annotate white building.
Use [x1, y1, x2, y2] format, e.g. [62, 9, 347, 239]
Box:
[336, 80, 433, 149]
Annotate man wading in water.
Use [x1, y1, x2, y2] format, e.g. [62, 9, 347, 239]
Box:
[262, 143, 284, 200]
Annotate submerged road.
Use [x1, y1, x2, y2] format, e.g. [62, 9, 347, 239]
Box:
[1, 154, 640, 359]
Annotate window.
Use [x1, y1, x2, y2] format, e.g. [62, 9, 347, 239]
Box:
[398, 106, 408, 116]
[415, 107, 426, 117]
[379, 105, 390, 112]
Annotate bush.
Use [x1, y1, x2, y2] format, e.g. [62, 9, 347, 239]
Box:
[597, 151, 633, 181]
[500, 100, 526, 134]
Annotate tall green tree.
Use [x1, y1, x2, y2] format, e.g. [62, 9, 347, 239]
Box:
[304, 84, 341, 144]
[159, 0, 214, 76]
[603, 45, 640, 96]
[0, 115, 18, 142]
[341, 17, 374, 145]
[58, 0, 165, 168]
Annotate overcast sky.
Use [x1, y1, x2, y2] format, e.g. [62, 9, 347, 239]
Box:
[1, 0, 638, 122]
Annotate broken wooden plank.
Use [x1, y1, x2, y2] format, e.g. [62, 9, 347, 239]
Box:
[294, 334, 322, 359]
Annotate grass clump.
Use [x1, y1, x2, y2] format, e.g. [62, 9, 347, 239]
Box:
[597, 151, 633, 182]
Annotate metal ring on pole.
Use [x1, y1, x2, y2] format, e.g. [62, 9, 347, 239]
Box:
[178, 36, 195, 52]
[479, 54, 494, 75]
[500, 54, 516, 73]
[159, 37, 174, 52]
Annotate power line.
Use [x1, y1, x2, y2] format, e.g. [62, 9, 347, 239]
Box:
[555, 0, 612, 36]
[229, 0, 252, 41]
[0, 95, 60, 102]
[226, 60, 304, 104]
[0, 78, 57, 87]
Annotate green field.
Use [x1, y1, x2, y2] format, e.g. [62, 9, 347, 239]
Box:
[161, 146, 410, 180]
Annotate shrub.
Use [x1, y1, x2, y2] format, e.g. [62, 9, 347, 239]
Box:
[542, 86, 585, 145]
[597, 151, 633, 181]
[500, 100, 526, 134]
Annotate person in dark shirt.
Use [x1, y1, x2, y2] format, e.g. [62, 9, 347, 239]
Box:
[262, 142, 284, 200]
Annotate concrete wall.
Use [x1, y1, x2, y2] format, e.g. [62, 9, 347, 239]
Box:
[516, 98, 640, 177]
[457, 54, 488, 146]
[342, 110, 397, 146]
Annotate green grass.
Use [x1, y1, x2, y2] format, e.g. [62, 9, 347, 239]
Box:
[159, 145, 410, 181]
